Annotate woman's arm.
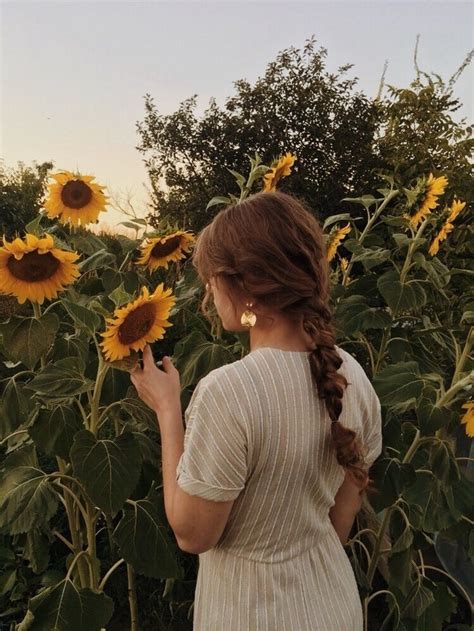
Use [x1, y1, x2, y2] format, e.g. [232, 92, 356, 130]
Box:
[328, 471, 364, 546]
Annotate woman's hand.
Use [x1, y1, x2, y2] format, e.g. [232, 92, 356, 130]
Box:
[130, 344, 182, 420]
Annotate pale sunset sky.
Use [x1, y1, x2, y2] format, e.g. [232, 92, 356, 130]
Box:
[1, 0, 472, 228]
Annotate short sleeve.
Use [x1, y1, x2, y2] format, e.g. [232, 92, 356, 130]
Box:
[176, 375, 249, 501]
[361, 380, 383, 468]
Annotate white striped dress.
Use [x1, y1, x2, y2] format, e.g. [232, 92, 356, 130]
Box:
[176, 345, 383, 630]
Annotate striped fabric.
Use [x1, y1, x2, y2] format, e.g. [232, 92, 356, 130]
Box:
[176, 345, 383, 630]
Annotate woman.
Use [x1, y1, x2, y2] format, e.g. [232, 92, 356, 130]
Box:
[131, 191, 383, 630]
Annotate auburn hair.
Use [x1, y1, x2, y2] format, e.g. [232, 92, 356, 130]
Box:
[191, 190, 374, 493]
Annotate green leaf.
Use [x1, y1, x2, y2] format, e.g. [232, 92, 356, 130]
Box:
[390, 508, 414, 554]
[227, 168, 246, 189]
[430, 442, 460, 486]
[132, 431, 160, 467]
[101, 269, 141, 294]
[0, 378, 36, 437]
[414, 581, 458, 631]
[392, 232, 411, 249]
[173, 330, 235, 389]
[120, 388, 157, 430]
[1, 314, 59, 370]
[26, 360, 95, 401]
[413, 251, 451, 292]
[401, 576, 436, 619]
[373, 361, 425, 407]
[20, 579, 114, 631]
[335, 295, 391, 335]
[417, 395, 452, 435]
[377, 269, 427, 312]
[29, 405, 83, 460]
[79, 249, 116, 272]
[52, 334, 89, 368]
[0, 464, 58, 535]
[24, 528, 51, 574]
[346, 244, 391, 270]
[100, 368, 133, 406]
[62, 300, 101, 334]
[341, 194, 379, 210]
[113, 489, 183, 579]
[70, 430, 141, 516]
[206, 196, 231, 210]
[371, 458, 416, 510]
[24, 215, 44, 236]
[108, 282, 133, 307]
[404, 471, 461, 532]
[322, 213, 354, 230]
[69, 233, 107, 255]
[387, 547, 413, 597]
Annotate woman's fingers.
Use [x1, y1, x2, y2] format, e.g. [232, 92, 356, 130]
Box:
[142, 344, 155, 368]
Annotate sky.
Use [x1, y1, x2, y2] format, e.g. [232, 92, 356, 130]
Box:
[1, 0, 472, 228]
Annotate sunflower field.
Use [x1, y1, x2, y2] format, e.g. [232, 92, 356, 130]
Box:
[0, 152, 472, 631]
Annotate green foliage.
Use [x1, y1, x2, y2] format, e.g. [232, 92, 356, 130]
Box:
[0, 160, 54, 238]
[136, 37, 386, 231]
[113, 487, 184, 579]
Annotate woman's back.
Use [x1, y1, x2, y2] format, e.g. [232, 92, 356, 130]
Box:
[177, 347, 381, 562]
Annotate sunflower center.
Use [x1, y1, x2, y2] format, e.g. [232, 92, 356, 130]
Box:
[151, 235, 181, 258]
[118, 302, 157, 345]
[7, 251, 60, 282]
[61, 180, 93, 209]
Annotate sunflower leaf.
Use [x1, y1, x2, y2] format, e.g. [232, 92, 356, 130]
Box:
[206, 196, 231, 210]
[0, 314, 59, 370]
[0, 463, 58, 535]
[70, 430, 142, 516]
[113, 487, 183, 579]
[24, 215, 44, 236]
[62, 300, 101, 334]
[18, 578, 114, 631]
[79, 249, 116, 272]
[108, 283, 133, 308]
[25, 361, 95, 400]
[29, 405, 83, 461]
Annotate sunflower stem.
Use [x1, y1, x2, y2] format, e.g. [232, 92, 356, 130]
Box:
[127, 564, 139, 631]
[32, 302, 47, 368]
[90, 360, 109, 436]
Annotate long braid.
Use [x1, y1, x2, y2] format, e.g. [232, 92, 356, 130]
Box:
[303, 295, 373, 492]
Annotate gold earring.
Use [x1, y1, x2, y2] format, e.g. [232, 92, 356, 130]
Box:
[241, 301, 257, 328]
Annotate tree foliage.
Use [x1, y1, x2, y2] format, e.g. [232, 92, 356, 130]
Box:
[136, 37, 386, 231]
[0, 160, 54, 238]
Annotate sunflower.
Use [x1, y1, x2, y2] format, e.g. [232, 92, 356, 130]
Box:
[405, 173, 448, 230]
[100, 284, 175, 362]
[460, 401, 474, 438]
[136, 230, 195, 272]
[326, 223, 351, 262]
[262, 153, 297, 192]
[43, 170, 108, 227]
[0, 233, 80, 304]
[428, 199, 466, 256]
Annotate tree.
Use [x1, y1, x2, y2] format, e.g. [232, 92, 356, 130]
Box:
[375, 39, 473, 200]
[0, 160, 54, 238]
[136, 37, 386, 231]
